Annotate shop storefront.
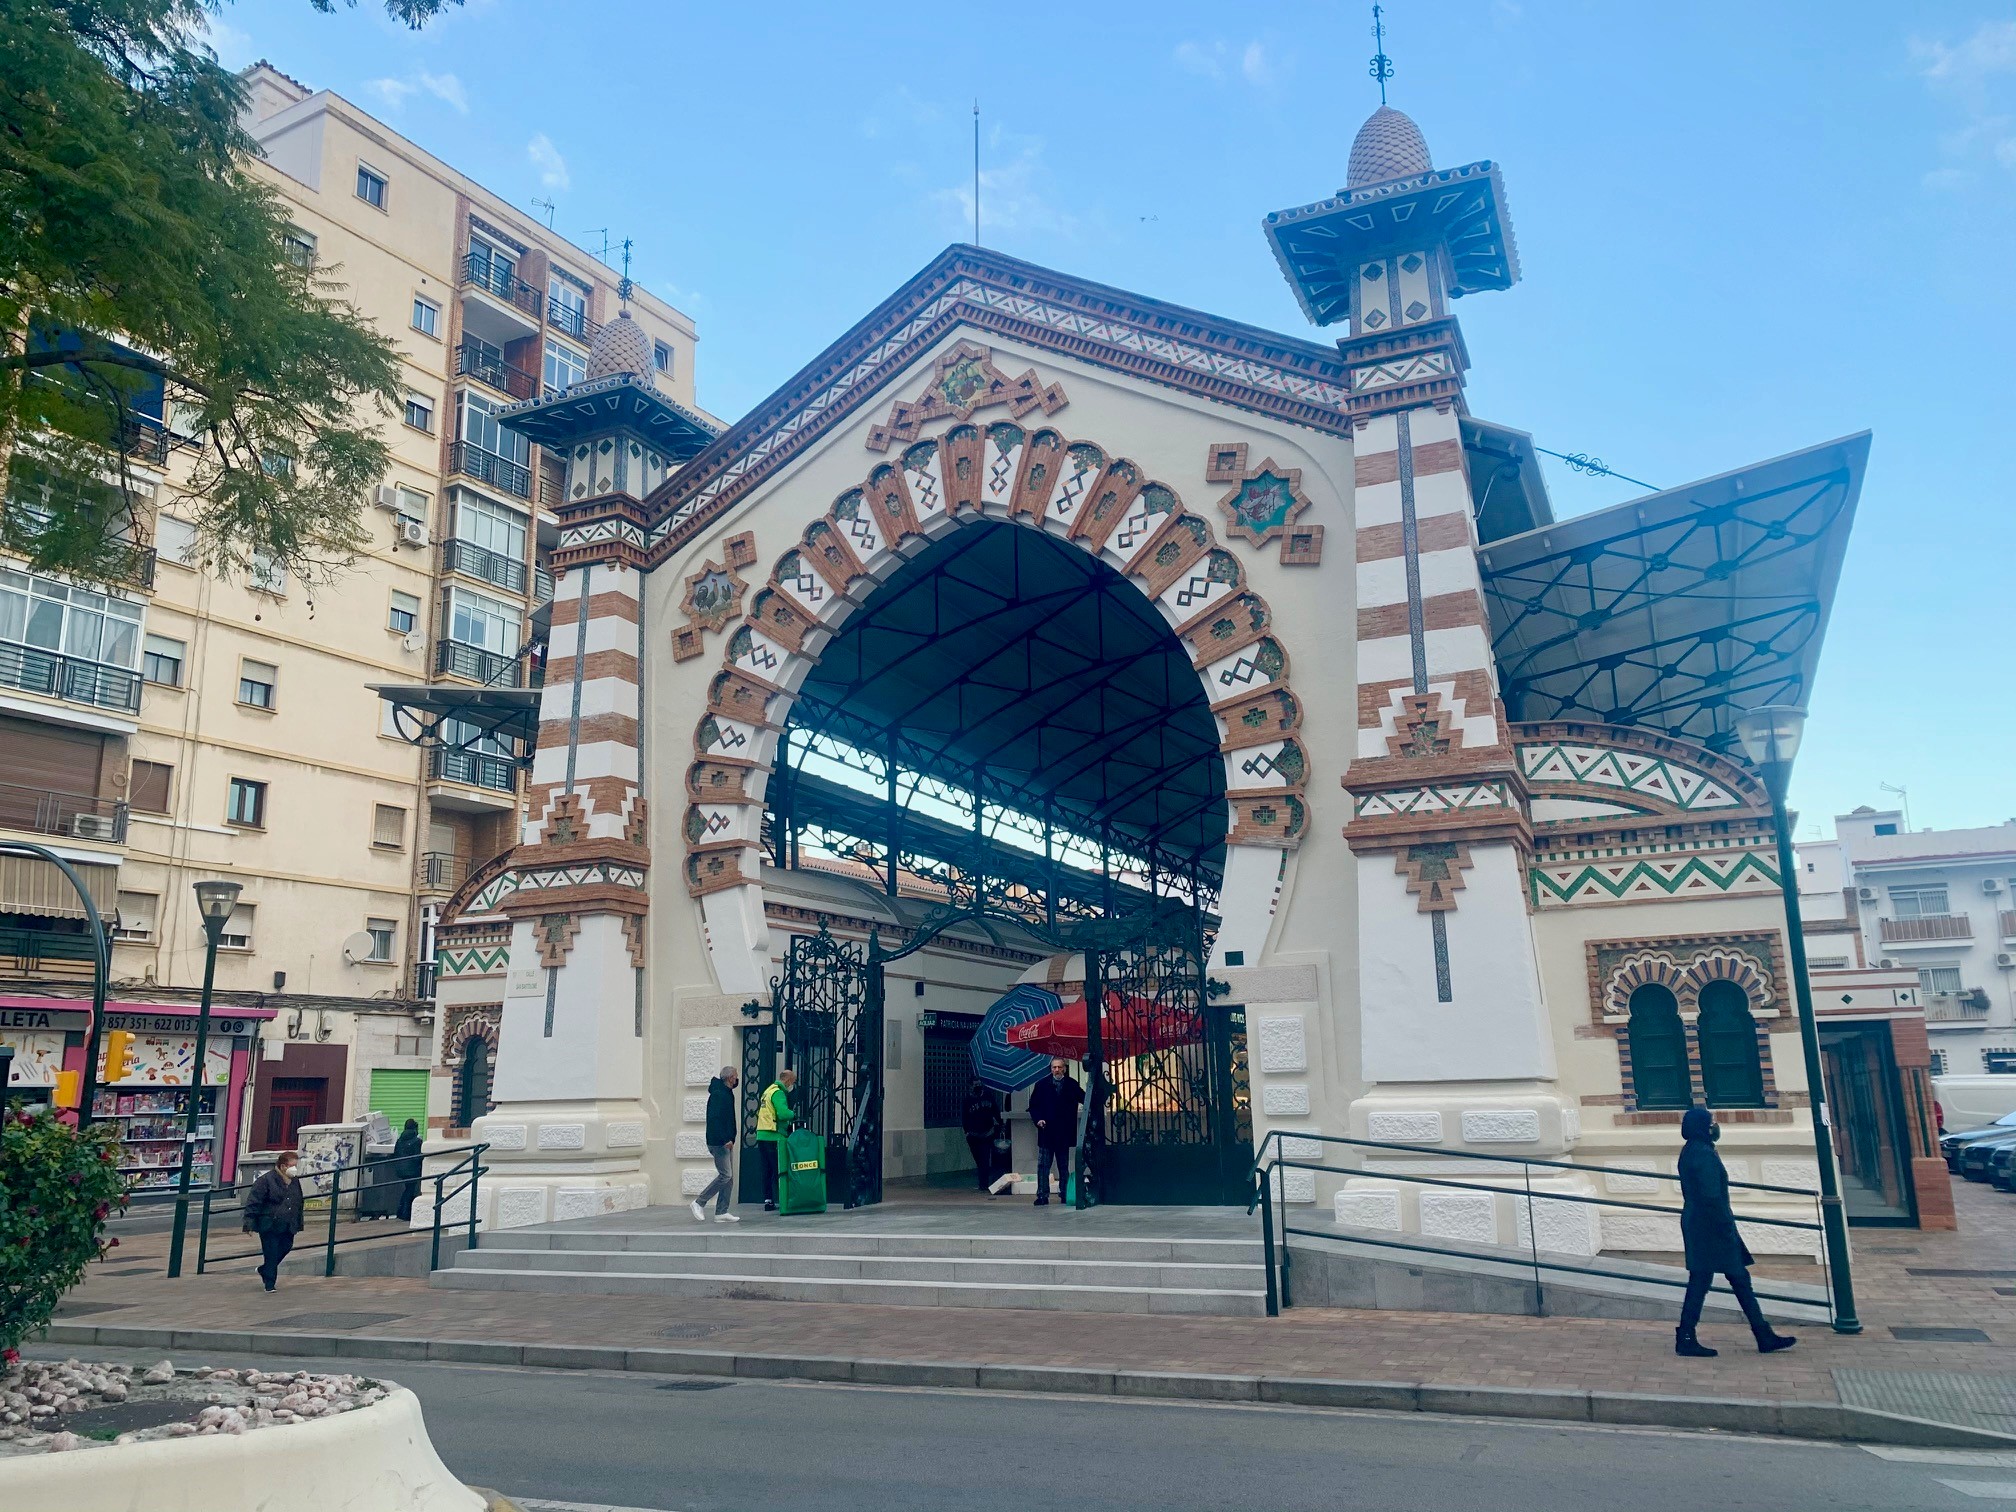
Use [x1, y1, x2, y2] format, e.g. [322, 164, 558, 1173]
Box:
[0, 997, 274, 1189]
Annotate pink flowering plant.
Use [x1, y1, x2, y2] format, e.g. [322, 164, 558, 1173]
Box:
[1, 1103, 129, 1359]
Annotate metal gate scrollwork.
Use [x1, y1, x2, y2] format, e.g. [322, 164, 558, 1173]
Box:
[771, 921, 883, 1209]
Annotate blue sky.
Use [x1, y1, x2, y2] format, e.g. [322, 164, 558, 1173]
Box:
[211, 0, 2016, 838]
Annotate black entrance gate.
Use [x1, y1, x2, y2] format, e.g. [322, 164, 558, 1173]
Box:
[755, 922, 883, 1209]
[1082, 924, 1250, 1207]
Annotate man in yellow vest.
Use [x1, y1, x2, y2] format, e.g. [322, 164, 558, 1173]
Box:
[753, 1067, 797, 1211]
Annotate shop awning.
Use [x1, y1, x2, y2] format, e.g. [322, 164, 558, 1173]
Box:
[0, 854, 117, 919]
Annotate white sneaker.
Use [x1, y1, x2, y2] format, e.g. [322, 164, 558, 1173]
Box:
[689, 1200, 708, 1223]
[715, 1212, 742, 1223]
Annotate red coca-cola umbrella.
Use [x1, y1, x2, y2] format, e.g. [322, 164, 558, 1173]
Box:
[1006, 991, 1204, 1062]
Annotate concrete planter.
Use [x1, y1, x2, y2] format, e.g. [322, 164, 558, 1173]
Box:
[0, 1387, 484, 1512]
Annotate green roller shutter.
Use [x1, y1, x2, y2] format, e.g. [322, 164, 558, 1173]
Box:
[368, 1068, 429, 1133]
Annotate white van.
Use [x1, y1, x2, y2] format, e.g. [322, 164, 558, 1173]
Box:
[1933, 1074, 2016, 1133]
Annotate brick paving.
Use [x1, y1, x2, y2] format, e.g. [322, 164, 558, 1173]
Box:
[47, 1176, 2016, 1410]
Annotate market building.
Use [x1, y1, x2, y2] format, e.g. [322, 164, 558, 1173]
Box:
[412, 97, 1895, 1261]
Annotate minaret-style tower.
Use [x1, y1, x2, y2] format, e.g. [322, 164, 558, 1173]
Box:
[465, 297, 716, 1227]
[1264, 103, 1574, 1163]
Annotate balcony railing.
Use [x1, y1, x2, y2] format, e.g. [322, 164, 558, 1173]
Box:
[447, 440, 532, 500]
[414, 959, 438, 999]
[433, 637, 522, 686]
[532, 565, 554, 604]
[121, 415, 170, 466]
[460, 251, 542, 319]
[454, 342, 538, 401]
[0, 781, 128, 843]
[421, 851, 467, 891]
[0, 643, 142, 713]
[441, 537, 529, 595]
[546, 298, 599, 343]
[1880, 914, 1974, 944]
[1925, 993, 1991, 1024]
[0, 926, 99, 978]
[429, 744, 517, 794]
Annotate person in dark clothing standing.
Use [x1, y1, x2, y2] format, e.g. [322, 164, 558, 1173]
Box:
[391, 1118, 424, 1223]
[242, 1151, 305, 1292]
[1025, 1057, 1083, 1207]
[691, 1066, 742, 1223]
[1676, 1106, 1798, 1357]
[961, 1081, 1001, 1192]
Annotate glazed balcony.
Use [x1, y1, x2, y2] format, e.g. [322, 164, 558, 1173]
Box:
[0, 643, 141, 714]
[446, 440, 532, 501]
[1879, 914, 1974, 946]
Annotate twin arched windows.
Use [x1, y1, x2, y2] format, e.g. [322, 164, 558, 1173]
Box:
[1625, 979, 1765, 1111]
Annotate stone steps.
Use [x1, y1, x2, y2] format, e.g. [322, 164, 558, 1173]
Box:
[484, 1228, 1262, 1265]
[453, 1245, 1257, 1290]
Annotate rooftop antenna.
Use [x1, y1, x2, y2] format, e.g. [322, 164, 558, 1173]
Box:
[1878, 781, 1912, 833]
[973, 100, 981, 246]
[583, 227, 611, 263]
[1369, 3, 1394, 105]
[531, 196, 556, 229]
[618, 237, 634, 308]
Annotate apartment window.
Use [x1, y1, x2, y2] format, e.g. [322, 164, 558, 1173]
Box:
[281, 227, 317, 268]
[1696, 981, 1764, 1109]
[155, 514, 197, 566]
[1626, 984, 1689, 1111]
[356, 164, 388, 209]
[653, 340, 674, 376]
[411, 296, 440, 338]
[142, 633, 185, 687]
[365, 917, 397, 962]
[1920, 966, 1964, 995]
[1808, 956, 1849, 970]
[456, 390, 529, 465]
[237, 658, 277, 709]
[1930, 1049, 1948, 1077]
[455, 492, 527, 560]
[543, 340, 587, 395]
[129, 759, 173, 815]
[1891, 886, 1950, 918]
[0, 568, 143, 667]
[219, 903, 255, 950]
[388, 590, 420, 635]
[373, 803, 407, 849]
[226, 776, 267, 828]
[250, 550, 286, 596]
[548, 272, 588, 334]
[261, 450, 294, 480]
[404, 393, 435, 434]
[113, 891, 158, 942]
[447, 586, 520, 654]
[1874, 822, 1899, 836]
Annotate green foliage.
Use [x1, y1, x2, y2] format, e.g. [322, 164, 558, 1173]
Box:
[0, 1104, 129, 1358]
[0, 0, 453, 586]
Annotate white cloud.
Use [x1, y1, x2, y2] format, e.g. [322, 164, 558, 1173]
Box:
[1174, 40, 1228, 80]
[418, 71, 468, 113]
[1913, 20, 2016, 90]
[934, 129, 1073, 241]
[366, 70, 468, 114]
[1922, 166, 1972, 192]
[1241, 42, 1272, 86]
[1175, 38, 1284, 88]
[366, 77, 417, 109]
[193, 14, 256, 70]
[1913, 22, 2016, 189]
[527, 133, 570, 192]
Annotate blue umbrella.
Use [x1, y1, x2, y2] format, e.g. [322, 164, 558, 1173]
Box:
[969, 983, 1061, 1092]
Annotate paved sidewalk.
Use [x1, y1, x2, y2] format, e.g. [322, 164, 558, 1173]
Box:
[42, 1175, 2016, 1441]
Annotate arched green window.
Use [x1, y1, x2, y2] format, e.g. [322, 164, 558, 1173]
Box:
[1697, 980, 1765, 1107]
[1626, 983, 1690, 1110]
[455, 1036, 493, 1128]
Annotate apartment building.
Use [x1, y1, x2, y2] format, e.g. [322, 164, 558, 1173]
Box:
[1798, 807, 2016, 1076]
[0, 61, 701, 1164]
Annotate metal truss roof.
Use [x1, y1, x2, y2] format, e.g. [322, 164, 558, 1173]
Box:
[1478, 433, 1868, 754]
[784, 520, 1228, 879]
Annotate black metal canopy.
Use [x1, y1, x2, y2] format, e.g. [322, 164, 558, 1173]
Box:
[371, 682, 539, 752]
[780, 521, 1228, 880]
[1478, 433, 1868, 754]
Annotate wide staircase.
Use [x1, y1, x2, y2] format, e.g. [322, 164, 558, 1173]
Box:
[431, 1202, 1269, 1317]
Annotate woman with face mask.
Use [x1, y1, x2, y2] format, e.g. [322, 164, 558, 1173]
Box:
[1675, 1107, 1798, 1357]
[242, 1151, 307, 1292]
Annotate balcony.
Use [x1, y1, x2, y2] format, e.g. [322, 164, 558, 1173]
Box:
[120, 414, 170, 466]
[414, 959, 438, 999]
[454, 342, 538, 402]
[1925, 991, 1991, 1025]
[547, 297, 600, 343]
[447, 440, 532, 501]
[0, 782, 128, 844]
[1879, 914, 1975, 946]
[459, 251, 542, 319]
[441, 536, 528, 595]
[420, 851, 467, 891]
[433, 637, 522, 686]
[532, 565, 554, 604]
[0, 643, 141, 714]
[2001, 909, 2016, 943]
[0, 925, 99, 980]
[428, 744, 517, 794]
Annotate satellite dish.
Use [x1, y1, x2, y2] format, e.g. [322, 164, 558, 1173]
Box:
[401, 631, 423, 654]
[341, 930, 376, 964]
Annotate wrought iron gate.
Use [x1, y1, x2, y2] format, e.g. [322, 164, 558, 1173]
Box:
[767, 922, 883, 1208]
[1083, 924, 1250, 1206]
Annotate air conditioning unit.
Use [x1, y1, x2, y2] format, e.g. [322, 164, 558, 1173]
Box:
[69, 813, 119, 842]
[1984, 878, 2005, 895]
[1879, 957, 1898, 969]
[397, 519, 430, 548]
[1997, 952, 2015, 969]
[1857, 886, 1878, 902]
[373, 483, 400, 511]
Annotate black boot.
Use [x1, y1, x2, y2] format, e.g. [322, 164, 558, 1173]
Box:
[1675, 1327, 1718, 1358]
[1753, 1327, 1797, 1354]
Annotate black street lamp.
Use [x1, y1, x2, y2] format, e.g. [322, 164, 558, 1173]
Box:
[1734, 705, 1860, 1334]
[166, 878, 243, 1280]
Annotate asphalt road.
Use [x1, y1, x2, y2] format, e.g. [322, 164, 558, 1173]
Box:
[24, 1345, 2016, 1511]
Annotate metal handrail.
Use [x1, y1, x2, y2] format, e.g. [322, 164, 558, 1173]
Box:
[1249, 1129, 1826, 1321]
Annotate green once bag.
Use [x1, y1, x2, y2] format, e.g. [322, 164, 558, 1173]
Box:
[776, 1128, 827, 1215]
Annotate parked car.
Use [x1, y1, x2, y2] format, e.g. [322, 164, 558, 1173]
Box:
[1933, 1074, 2016, 1133]
[1957, 1129, 2016, 1182]
[1939, 1110, 2016, 1171]
[1987, 1141, 2016, 1194]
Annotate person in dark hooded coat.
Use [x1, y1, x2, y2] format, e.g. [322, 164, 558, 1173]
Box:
[1675, 1106, 1797, 1357]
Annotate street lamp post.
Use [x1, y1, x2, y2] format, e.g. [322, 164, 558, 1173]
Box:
[166, 879, 243, 1280]
[1734, 706, 1861, 1334]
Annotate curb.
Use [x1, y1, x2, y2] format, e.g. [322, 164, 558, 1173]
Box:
[39, 1320, 2016, 1451]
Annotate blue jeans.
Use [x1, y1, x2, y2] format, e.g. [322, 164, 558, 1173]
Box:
[1037, 1144, 1070, 1200]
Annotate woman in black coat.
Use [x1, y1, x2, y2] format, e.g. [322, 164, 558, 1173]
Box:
[1676, 1106, 1797, 1357]
[391, 1119, 425, 1222]
[242, 1152, 306, 1293]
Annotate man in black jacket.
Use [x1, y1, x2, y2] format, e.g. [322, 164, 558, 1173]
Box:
[691, 1066, 742, 1223]
[961, 1081, 1002, 1192]
[242, 1152, 305, 1292]
[1025, 1057, 1083, 1207]
[1676, 1106, 1797, 1356]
